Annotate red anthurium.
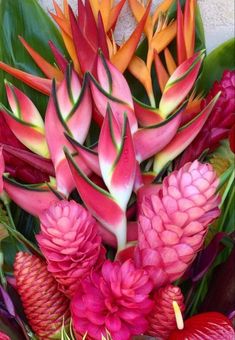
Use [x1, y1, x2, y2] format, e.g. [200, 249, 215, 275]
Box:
[169, 306, 234, 339]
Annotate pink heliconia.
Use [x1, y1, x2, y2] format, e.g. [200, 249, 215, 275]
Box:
[45, 68, 92, 196]
[3, 176, 60, 216]
[98, 106, 136, 210]
[0, 81, 49, 158]
[135, 160, 220, 288]
[71, 259, 153, 340]
[159, 51, 204, 118]
[89, 53, 138, 133]
[65, 108, 136, 250]
[154, 93, 220, 173]
[37, 200, 105, 298]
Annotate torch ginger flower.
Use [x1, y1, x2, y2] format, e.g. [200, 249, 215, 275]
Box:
[71, 259, 153, 339]
[135, 160, 220, 288]
[14, 252, 70, 340]
[37, 200, 105, 298]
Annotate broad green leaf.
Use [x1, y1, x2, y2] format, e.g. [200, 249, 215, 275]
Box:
[197, 38, 235, 94]
[0, 0, 66, 114]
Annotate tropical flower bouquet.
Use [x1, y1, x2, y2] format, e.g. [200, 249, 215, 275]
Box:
[0, 0, 234, 339]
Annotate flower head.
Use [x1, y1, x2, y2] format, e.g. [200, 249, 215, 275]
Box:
[71, 259, 153, 339]
[37, 200, 105, 297]
[135, 160, 220, 288]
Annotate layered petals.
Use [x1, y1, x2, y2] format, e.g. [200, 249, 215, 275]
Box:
[71, 259, 153, 339]
[37, 200, 105, 297]
[135, 160, 220, 287]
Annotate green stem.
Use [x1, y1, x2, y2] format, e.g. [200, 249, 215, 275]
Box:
[190, 276, 207, 316]
[4, 203, 16, 230]
[218, 184, 235, 232]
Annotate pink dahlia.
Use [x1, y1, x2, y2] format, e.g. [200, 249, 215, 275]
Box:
[178, 70, 235, 167]
[71, 259, 153, 340]
[135, 160, 220, 288]
[147, 285, 185, 339]
[37, 200, 105, 297]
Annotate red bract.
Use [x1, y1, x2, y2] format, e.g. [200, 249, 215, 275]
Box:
[168, 312, 234, 339]
[0, 113, 50, 183]
[135, 160, 220, 288]
[37, 200, 105, 298]
[147, 285, 185, 339]
[178, 70, 235, 167]
[71, 259, 153, 339]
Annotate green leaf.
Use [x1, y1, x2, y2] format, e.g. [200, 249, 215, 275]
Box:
[0, 0, 66, 113]
[197, 38, 235, 94]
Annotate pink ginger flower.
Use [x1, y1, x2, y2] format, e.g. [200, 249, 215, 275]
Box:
[36, 200, 105, 298]
[71, 259, 153, 340]
[135, 160, 220, 288]
[147, 285, 185, 339]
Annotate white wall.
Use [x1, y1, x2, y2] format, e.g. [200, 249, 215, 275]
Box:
[39, 0, 234, 52]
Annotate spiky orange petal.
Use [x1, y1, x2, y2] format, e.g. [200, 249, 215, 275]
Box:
[184, 0, 196, 58]
[164, 48, 177, 75]
[19, 37, 63, 81]
[154, 50, 169, 92]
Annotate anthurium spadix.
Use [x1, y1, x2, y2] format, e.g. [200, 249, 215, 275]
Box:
[159, 51, 204, 118]
[89, 53, 138, 132]
[45, 68, 92, 196]
[153, 93, 221, 173]
[3, 176, 59, 217]
[0, 81, 49, 158]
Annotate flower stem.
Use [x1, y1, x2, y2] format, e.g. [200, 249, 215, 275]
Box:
[5, 202, 16, 230]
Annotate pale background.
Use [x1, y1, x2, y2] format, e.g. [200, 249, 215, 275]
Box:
[39, 0, 235, 52]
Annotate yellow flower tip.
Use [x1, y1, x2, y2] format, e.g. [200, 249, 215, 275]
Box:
[173, 300, 184, 330]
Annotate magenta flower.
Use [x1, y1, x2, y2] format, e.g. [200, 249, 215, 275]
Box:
[37, 200, 105, 298]
[178, 70, 235, 166]
[135, 160, 220, 288]
[71, 259, 153, 339]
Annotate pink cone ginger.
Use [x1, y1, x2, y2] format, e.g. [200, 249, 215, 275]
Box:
[37, 200, 105, 298]
[135, 160, 220, 288]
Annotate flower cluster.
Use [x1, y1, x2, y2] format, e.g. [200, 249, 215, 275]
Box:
[0, 0, 234, 339]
